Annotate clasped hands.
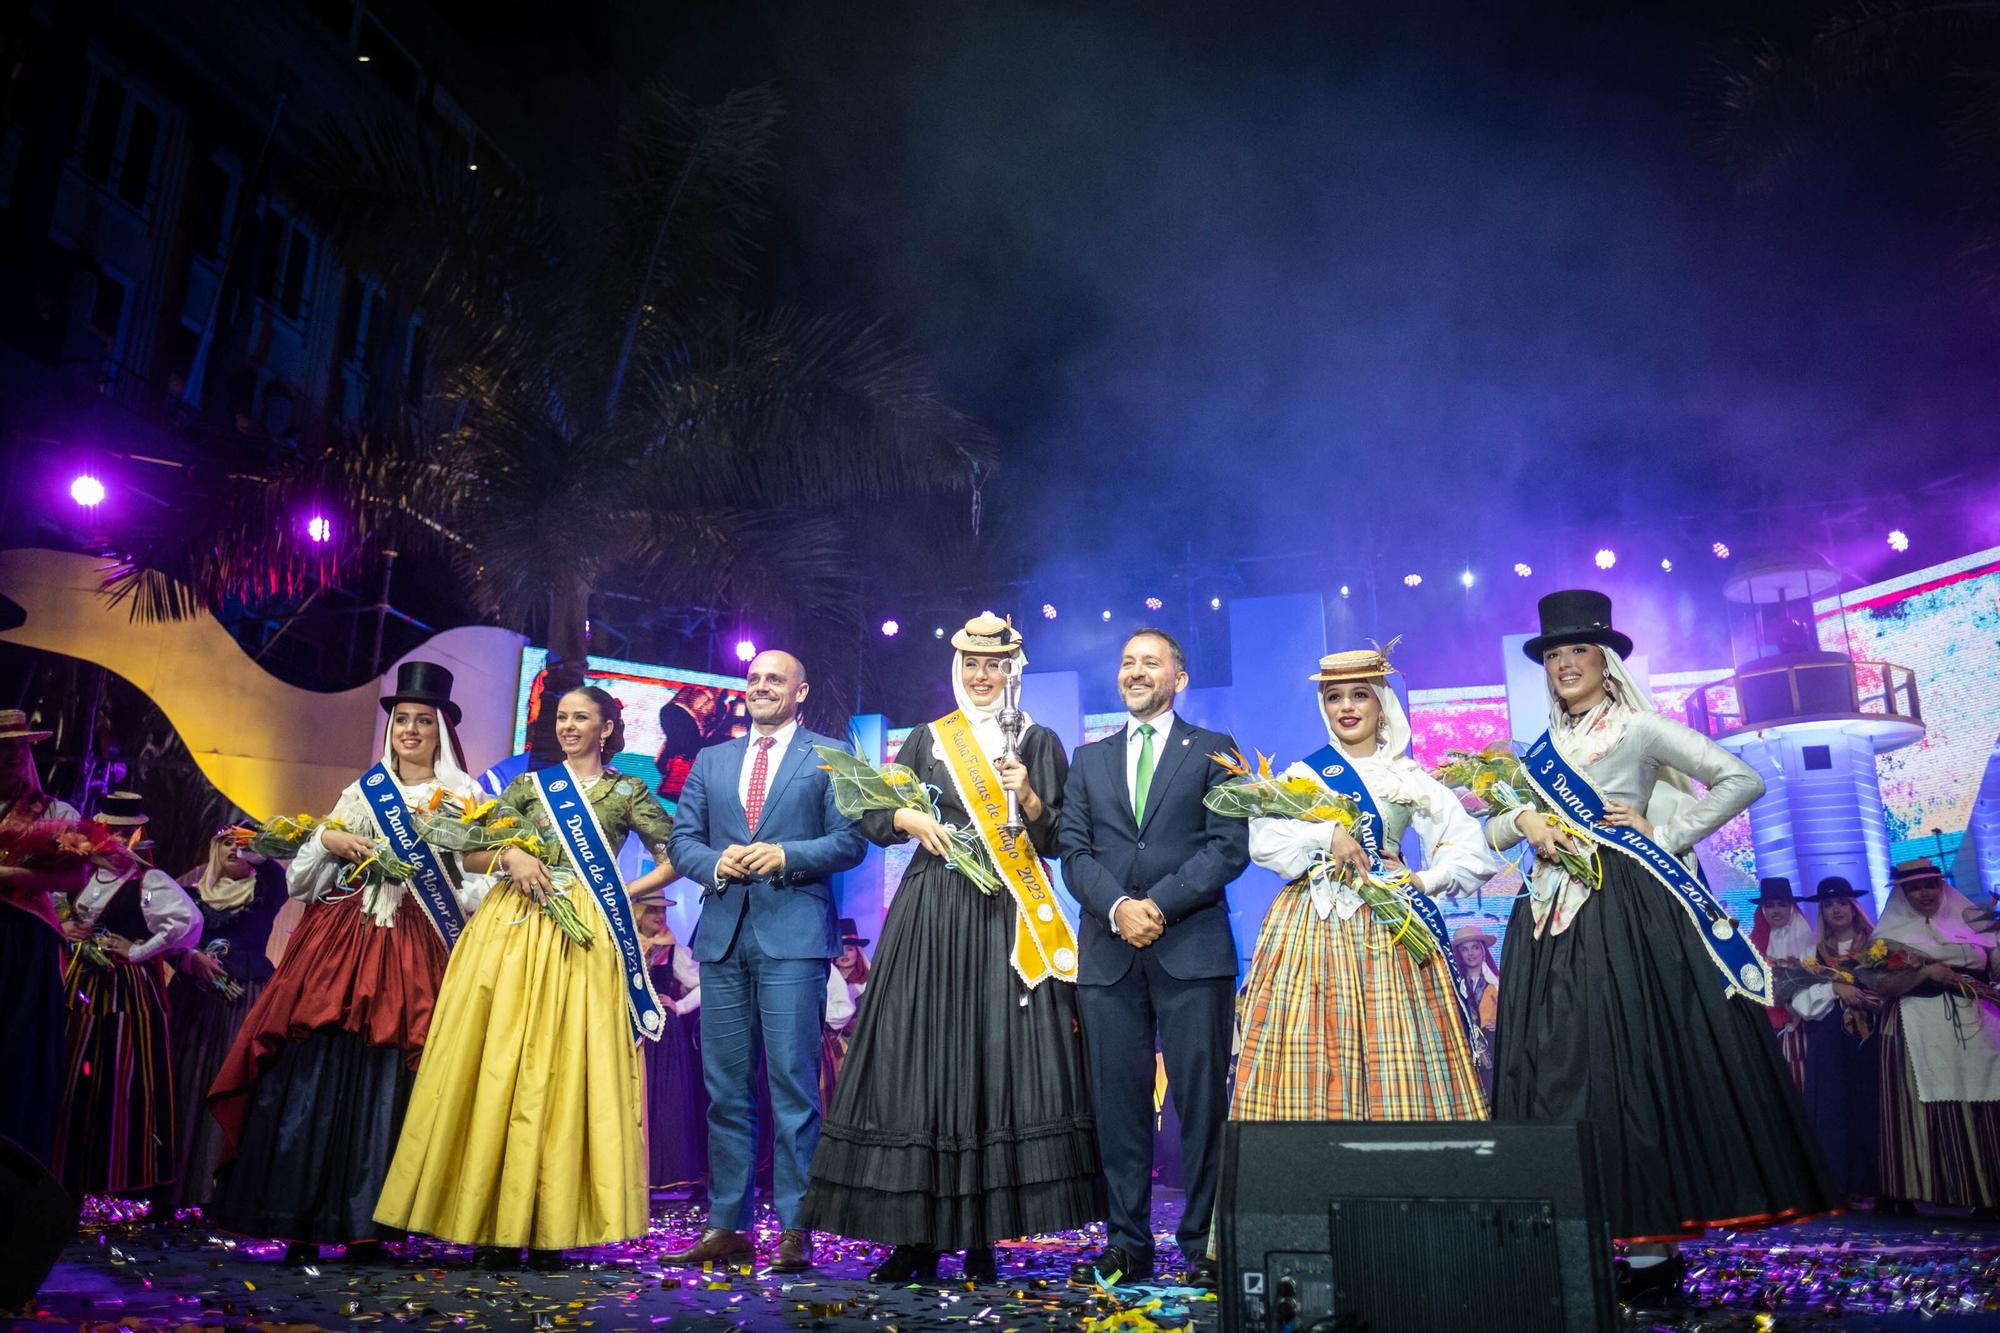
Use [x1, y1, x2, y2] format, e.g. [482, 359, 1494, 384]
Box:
[716, 842, 787, 882]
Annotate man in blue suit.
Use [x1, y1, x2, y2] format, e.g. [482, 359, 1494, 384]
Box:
[663, 650, 866, 1273]
[1060, 629, 1249, 1290]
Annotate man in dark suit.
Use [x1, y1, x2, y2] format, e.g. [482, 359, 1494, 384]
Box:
[1059, 629, 1249, 1289]
[662, 651, 867, 1274]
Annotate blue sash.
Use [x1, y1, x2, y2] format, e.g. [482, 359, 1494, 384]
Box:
[1520, 731, 1770, 1005]
[358, 764, 465, 951]
[1303, 745, 1487, 1061]
[532, 764, 666, 1043]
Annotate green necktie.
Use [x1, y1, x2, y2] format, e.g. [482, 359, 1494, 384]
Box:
[1133, 722, 1157, 823]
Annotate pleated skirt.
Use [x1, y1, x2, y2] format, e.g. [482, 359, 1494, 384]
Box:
[1232, 882, 1486, 1123]
[53, 955, 175, 1195]
[799, 861, 1104, 1249]
[374, 880, 648, 1249]
[163, 973, 265, 1212]
[1496, 853, 1838, 1240]
[1879, 998, 2000, 1208]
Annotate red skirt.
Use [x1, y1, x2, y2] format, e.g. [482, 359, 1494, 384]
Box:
[208, 892, 445, 1160]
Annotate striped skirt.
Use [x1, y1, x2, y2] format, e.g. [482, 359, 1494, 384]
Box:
[53, 954, 176, 1195]
[1879, 999, 2000, 1208]
[1231, 881, 1486, 1123]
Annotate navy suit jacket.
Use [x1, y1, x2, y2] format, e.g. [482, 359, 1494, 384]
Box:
[1058, 717, 1250, 985]
[668, 728, 867, 963]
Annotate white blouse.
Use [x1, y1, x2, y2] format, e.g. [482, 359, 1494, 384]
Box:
[1248, 760, 1500, 899]
[289, 773, 493, 926]
[75, 866, 201, 963]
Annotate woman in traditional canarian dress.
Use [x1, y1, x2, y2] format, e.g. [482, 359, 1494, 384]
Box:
[162, 833, 288, 1213]
[1750, 877, 1818, 1089]
[208, 662, 488, 1265]
[799, 614, 1103, 1286]
[1870, 859, 2000, 1219]
[634, 887, 708, 1190]
[1491, 590, 1835, 1299]
[1784, 877, 1883, 1204]
[1229, 648, 1499, 1141]
[375, 685, 679, 1270]
[53, 790, 202, 1197]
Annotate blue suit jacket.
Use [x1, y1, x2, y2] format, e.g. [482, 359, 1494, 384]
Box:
[668, 728, 867, 963]
[1058, 718, 1250, 985]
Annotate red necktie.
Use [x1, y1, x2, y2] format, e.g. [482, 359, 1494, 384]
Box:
[745, 735, 776, 832]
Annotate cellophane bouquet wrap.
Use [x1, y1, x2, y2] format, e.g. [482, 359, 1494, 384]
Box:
[227, 814, 415, 917]
[813, 744, 1005, 897]
[1434, 741, 1602, 890]
[1203, 749, 1438, 963]
[413, 791, 593, 947]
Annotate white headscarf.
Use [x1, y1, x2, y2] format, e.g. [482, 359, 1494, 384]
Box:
[1877, 876, 1999, 955]
[949, 645, 1032, 762]
[372, 706, 474, 795]
[1321, 675, 1443, 817]
[1545, 644, 1698, 823]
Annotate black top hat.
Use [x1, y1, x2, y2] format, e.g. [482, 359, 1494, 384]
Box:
[837, 917, 871, 947]
[381, 660, 461, 726]
[1521, 589, 1635, 663]
[1752, 876, 1798, 905]
[1807, 875, 1860, 902]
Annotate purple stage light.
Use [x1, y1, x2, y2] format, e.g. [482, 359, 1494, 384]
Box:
[1459, 569, 1475, 589]
[1144, 596, 1163, 611]
[1403, 573, 1422, 588]
[307, 515, 331, 543]
[1594, 548, 1616, 570]
[734, 639, 757, 663]
[1888, 529, 1909, 552]
[1712, 541, 1731, 559]
[70, 474, 105, 507]
[1042, 603, 1058, 620]
[1513, 562, 1532, 578]
[1660, 557, 1674, 572]
[880, 619, 899, 637]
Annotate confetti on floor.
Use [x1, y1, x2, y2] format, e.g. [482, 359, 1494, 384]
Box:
[12, 1194, 2000, 1330]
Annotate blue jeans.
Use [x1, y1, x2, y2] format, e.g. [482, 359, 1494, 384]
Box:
[698, 923, 827, 1229]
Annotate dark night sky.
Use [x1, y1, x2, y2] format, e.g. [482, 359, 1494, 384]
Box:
[435, 1, 2000, 709]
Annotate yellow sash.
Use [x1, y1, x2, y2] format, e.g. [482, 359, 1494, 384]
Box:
[931, 710, 1079, 987]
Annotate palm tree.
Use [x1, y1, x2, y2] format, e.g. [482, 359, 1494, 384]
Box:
[1695, 2, 2000, 276]
[101, 82, 993, 727]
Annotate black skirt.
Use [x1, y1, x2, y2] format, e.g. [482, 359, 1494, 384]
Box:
[206, 1027, 414, 1243]
[1800, 1007, 1880, 1201]
[163, 973, 266, 1212]
[0, 908, 66, 1169]
[799, 860, 1105, 1249]
[645, 1000, 708, 1188]
[1495, 853, 1837, 1239]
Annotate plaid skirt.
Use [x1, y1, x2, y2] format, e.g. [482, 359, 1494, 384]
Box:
[1231, 881, 1486, 1123]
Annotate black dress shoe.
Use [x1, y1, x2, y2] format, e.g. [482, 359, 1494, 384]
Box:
[870, 1244, 939, 1283]
[472, 1245, 519, 1271]
[962, 1245, 998, 1284]
[1069, 1247, 1152, 1287]
[525, 1248, 565, 1271]
[1182, 1254, 1217, 1290]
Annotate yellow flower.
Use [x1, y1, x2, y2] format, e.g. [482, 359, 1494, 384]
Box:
[883, 770, 912, 787]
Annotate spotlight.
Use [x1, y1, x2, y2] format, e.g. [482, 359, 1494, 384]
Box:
[1403, 573, 1422, 588]
[734, 639, 757, 663]
[1144, 596, 1163, 611]
[70, 474, 105, 507]
[1513, 562, 1532, 578]
[880, 619, 899, 637]
[1594, 548, 1616, 570]
[1711, 541, 1730, 559]
[1887, 529, 1909, 552]
[1100, 610, 1112, 622]
[307, 515, 331, 543]
[1339, 584, 1350, 598]
[1458, 569, 1475, 589]
[1041, 603, 1058, 620]
[1660, 557, 1673, 572]
[933, 627, 945, 639]
[1209, 596, 1221, 610]
[357, 53, 371, 62]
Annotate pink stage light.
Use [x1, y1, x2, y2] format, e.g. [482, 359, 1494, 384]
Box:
[880, 619, 899, 637]
[1888, 530, 1909, 552]
[734, 639, 757, 663]
[307, 515, 332, 543]
[1594, 548, 1616, 570]
[1042, 603, 1058, 620]
[1513, 562, 1532, 578]
[1712, 541, 1731, 559]
[70, 474, 105, 507]
[1403, 573, 1422, 587]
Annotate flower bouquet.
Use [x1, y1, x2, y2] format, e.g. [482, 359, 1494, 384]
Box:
[1434, 742, 1601, 890]
[0, 817, 142, 877]
[1203, 749, 1437, 963]
[54, 892, 114, 969]
[812, 745, 1005, 897]
[228, 814, 416, 919]
[1844, 938, 2000, 1006]
[412, 792, 593, 947]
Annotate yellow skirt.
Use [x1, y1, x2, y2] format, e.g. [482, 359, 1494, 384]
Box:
[373, 881, 648, 1248]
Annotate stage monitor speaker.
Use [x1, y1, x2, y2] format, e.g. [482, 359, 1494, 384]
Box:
[1217, 1120, 1614, 1333]
[0, 1133, 78, 1306]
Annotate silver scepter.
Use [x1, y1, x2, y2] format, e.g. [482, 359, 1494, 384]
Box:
[998, 661, 1027, 840]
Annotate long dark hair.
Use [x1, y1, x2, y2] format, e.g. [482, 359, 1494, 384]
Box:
[562, 685, 626, 759]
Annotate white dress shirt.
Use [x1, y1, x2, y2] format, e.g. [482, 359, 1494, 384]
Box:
[737, 718, 801, 810]
[1109, 709, 1177, 931]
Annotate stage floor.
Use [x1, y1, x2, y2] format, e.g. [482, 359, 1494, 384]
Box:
[19, 1194, 2000, 1331]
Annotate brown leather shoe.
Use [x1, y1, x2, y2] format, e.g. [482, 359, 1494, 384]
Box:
[662, 1228, 756, 1266]
[771, 1228, 814, 1272]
